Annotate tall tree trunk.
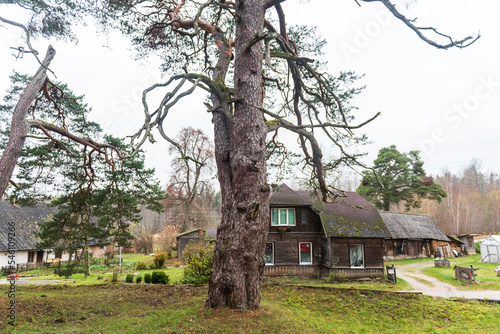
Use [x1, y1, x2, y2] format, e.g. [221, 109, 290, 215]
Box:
[0, 46, 55, 198]
[207, 0, 269, 310]
[383, 200, 390, 211]
[83, 236, 90, 278]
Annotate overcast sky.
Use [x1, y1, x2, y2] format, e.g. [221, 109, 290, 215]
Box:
[1, 0, 500, 187]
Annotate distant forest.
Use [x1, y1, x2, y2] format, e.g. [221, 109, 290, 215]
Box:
[396, 161, 500, 235]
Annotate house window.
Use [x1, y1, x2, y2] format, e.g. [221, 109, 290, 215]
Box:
[28, 251, 36, 263]
[265, 242, 274, 265]
[300, 210, 308, 225]
[299, 242, 312, 265]
[350, 244, 364, 268]
[271, 208, 295, 226]
[396, 241, 404, 254]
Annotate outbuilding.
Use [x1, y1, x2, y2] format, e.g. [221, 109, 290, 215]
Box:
[480, 235, 500, 264]
[176, 228, 217, 258]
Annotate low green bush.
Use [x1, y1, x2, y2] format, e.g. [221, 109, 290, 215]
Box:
[151, 271, 169, 284]
[54, 263, 83, 278]
[144, 273, 152, 284]
[125, 273, 134, 283]
[136, 275, 142, 283]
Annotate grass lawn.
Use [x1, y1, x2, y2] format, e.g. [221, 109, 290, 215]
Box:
[386, 255, 500, 290]
[1, 283, 499, 333]
[27, 267, 186, 286]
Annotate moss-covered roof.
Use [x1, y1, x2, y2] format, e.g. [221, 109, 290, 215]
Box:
[380, 212, 449, 241]
[270, 184, 390, 238]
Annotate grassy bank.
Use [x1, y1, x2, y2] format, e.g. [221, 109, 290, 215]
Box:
[1, 283, 499, 333]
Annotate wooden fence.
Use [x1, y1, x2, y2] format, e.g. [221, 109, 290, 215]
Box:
[1, 259, 68, 275]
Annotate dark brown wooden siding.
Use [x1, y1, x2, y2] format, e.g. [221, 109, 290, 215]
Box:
[384, 239, 446, 259]
[330, 237, 385, 269]
[269, 206, 323, 233]
[267, 232, 326, 266]
[264, 264, 326, 277]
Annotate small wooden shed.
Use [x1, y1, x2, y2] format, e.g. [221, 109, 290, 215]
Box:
[458, 234, 477, 255]
[176, 228, 217, 258]
[380, 212, 451, 259]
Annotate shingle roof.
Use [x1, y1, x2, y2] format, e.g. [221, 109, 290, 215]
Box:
[379, 212, 449, 241]
[270, 184, 390, 238]
[0, 200, 57, 251]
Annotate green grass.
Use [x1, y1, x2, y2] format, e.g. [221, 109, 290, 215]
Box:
[29, 267, 185, 286]
[1, 283, 499, 333]
[386, 255, 500, 290]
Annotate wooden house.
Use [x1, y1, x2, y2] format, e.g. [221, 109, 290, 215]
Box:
[0, 201, 56, 269]
[380, 212, 451, 259]
[176, 228, 217, 258]
[264, 184, 390, 278]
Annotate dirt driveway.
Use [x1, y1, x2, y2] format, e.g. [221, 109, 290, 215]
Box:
[396, 262, 500, 301]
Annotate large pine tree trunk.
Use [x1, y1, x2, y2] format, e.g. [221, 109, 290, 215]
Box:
[207, 0, 269, 310]
[0, 46, 55, 199]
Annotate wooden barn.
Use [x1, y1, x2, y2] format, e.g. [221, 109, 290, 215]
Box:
[264, 184, 390, 278]
[176, 228, 217, 258]
[380, 212, 451, 259]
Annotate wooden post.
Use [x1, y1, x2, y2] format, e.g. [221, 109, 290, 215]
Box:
[470, 265, 476, 283]
[386, 264, 396, 284]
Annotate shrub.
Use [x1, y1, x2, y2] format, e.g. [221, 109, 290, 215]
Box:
[153, 252, 168, 268]
[144, 273, 152, 284]
[54, 263, 83, 278]
[136, 275, 142, 283]
[475, 241, 481, 254]
[125, 273, 134, 283]
[157, 225, 180, 253]
[135, 261, 149, 270]
[90, 257, 106, 266]
[111, 268, 120, 283]
[326, 272, 345, 283]
[182, 240, 214, 284]
[151, 271, 170, 284]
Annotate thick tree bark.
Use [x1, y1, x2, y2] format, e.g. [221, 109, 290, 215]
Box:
[207, 0, 269, 310]
[0, 45, 56, 199]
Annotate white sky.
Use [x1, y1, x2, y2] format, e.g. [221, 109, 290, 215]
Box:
[1, 0, 500, 186]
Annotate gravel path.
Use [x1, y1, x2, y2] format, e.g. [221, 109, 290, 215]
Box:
[0, 278, 71, 285]
[396, 262, 500, 301]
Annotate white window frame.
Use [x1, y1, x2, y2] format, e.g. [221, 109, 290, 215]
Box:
[350, 244, 365, 268]
[299, 242, 313, 265]
[265, 242, 274, 266]
[271, 208, 296, 226]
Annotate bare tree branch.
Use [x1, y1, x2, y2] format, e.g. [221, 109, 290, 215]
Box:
[0, 16, 56, 75]
[358, 0, 480, 49]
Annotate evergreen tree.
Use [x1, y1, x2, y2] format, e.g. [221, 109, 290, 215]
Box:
[0, 73, 165, 276]
[357, 145, 447, 211]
